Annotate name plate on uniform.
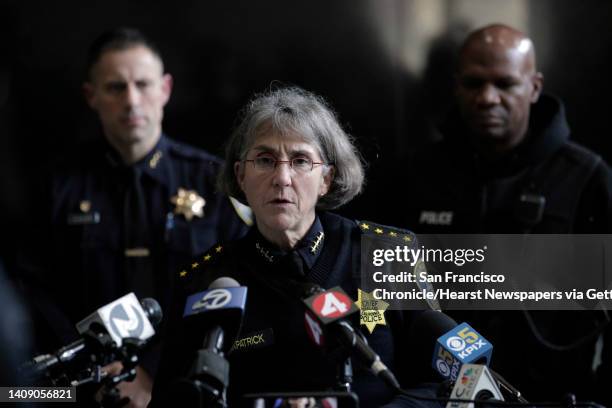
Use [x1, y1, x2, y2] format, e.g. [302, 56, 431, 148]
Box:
[124, 247, 150, 257]
[229, 328, 274, 354]
[67, 212, 101, 225]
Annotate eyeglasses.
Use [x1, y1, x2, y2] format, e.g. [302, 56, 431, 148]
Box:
[244, 155, 328, 174]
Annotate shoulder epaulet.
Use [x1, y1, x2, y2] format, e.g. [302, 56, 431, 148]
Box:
[229, 197, 254, 226]
[166, 138, 223, 165]
[177, 242, 227, 282]
[562, 141, 602, 168]
[356, 220, 416, 244]
[357, 220, 439, 310]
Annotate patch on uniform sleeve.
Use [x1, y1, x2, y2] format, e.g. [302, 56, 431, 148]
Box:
[229, 196, 254, 226]
[413, 259, 441, 311]
[357, 220, 441, 311]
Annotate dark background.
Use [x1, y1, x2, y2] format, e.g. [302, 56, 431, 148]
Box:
[1, 0, 611, 253]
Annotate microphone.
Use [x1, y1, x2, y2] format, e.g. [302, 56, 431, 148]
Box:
[409, 310, 526, 403]
[446, 364, 504, 408]
[139, 297, 163, 328]
[182, 276, 247, 353]
[432, 319, 492, 382]
[75, 292, 159, 345]
[301, 284, 401, 391]
[173, 277, 247, 407]
[24, 294, 161, 379]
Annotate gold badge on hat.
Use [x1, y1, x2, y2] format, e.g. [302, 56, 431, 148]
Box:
[171, 188, 205, 221]
[355, 289, 389, 334]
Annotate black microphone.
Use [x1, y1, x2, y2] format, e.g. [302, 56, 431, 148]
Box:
[409, 310, 526, 404]
[139, 297, 163, 328]
[173, 277, 248, 407]
[409, 310, 465, 385]
[24, 294, 162, 379]
[301, 284, 401, 391]
[182, 277, 247, 353]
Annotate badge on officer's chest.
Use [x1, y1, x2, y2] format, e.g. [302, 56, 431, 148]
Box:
[171, 188, 206, 221]
[67, 200, 101, 225]
[355, 289, 388, 334]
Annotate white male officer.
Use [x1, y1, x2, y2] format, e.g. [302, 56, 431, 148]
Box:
[19, 27, 251, 407]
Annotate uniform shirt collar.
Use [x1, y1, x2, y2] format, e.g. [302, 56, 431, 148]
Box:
[295, 216, 325, 270]
[251, 215, 325, 271]
[104, 134, 171, 186]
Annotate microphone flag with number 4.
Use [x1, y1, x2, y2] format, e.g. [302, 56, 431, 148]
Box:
[302, 286, 358, 345]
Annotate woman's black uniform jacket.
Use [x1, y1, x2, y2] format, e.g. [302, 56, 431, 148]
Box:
[153, 212, 439, 407]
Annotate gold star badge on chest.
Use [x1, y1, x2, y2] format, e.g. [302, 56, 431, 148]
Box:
[355, 289, 389, 334]
[171, 188, 205, 221]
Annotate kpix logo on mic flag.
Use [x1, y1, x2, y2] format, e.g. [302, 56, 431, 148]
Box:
[446, 336, 467, 352]
[432, 322, 492, 382]
[184, 286, 248, 317]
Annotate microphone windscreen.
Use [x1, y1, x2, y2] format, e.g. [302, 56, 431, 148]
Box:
[209, 277, 240, 289]
[411, 310, 458, 343]
[140, 297, 163, 327]
[406, 310, 459, 383]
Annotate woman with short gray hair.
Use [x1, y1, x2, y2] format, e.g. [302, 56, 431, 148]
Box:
[219, 86, 364, 211]
[154, 86, 434, 407]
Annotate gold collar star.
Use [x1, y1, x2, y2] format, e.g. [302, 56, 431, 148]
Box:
[355, 289, 389, 334]
[171, 188, 205, 221]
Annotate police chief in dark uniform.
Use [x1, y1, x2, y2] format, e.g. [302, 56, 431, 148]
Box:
[152, 87, 439, 408]
[19, 28, 250, 407]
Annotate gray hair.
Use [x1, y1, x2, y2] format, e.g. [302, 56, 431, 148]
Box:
[219, 86, 365, 210]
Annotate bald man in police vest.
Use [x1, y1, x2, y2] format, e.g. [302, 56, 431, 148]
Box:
[397, 24, 612, 404]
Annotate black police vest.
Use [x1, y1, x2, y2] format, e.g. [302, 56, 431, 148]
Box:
[515, 142, 601, 232]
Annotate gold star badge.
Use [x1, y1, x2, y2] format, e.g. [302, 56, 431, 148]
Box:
[79, 200, 91, 213]
[355, 289, 389, 334]
[171, 188, 205, 221]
